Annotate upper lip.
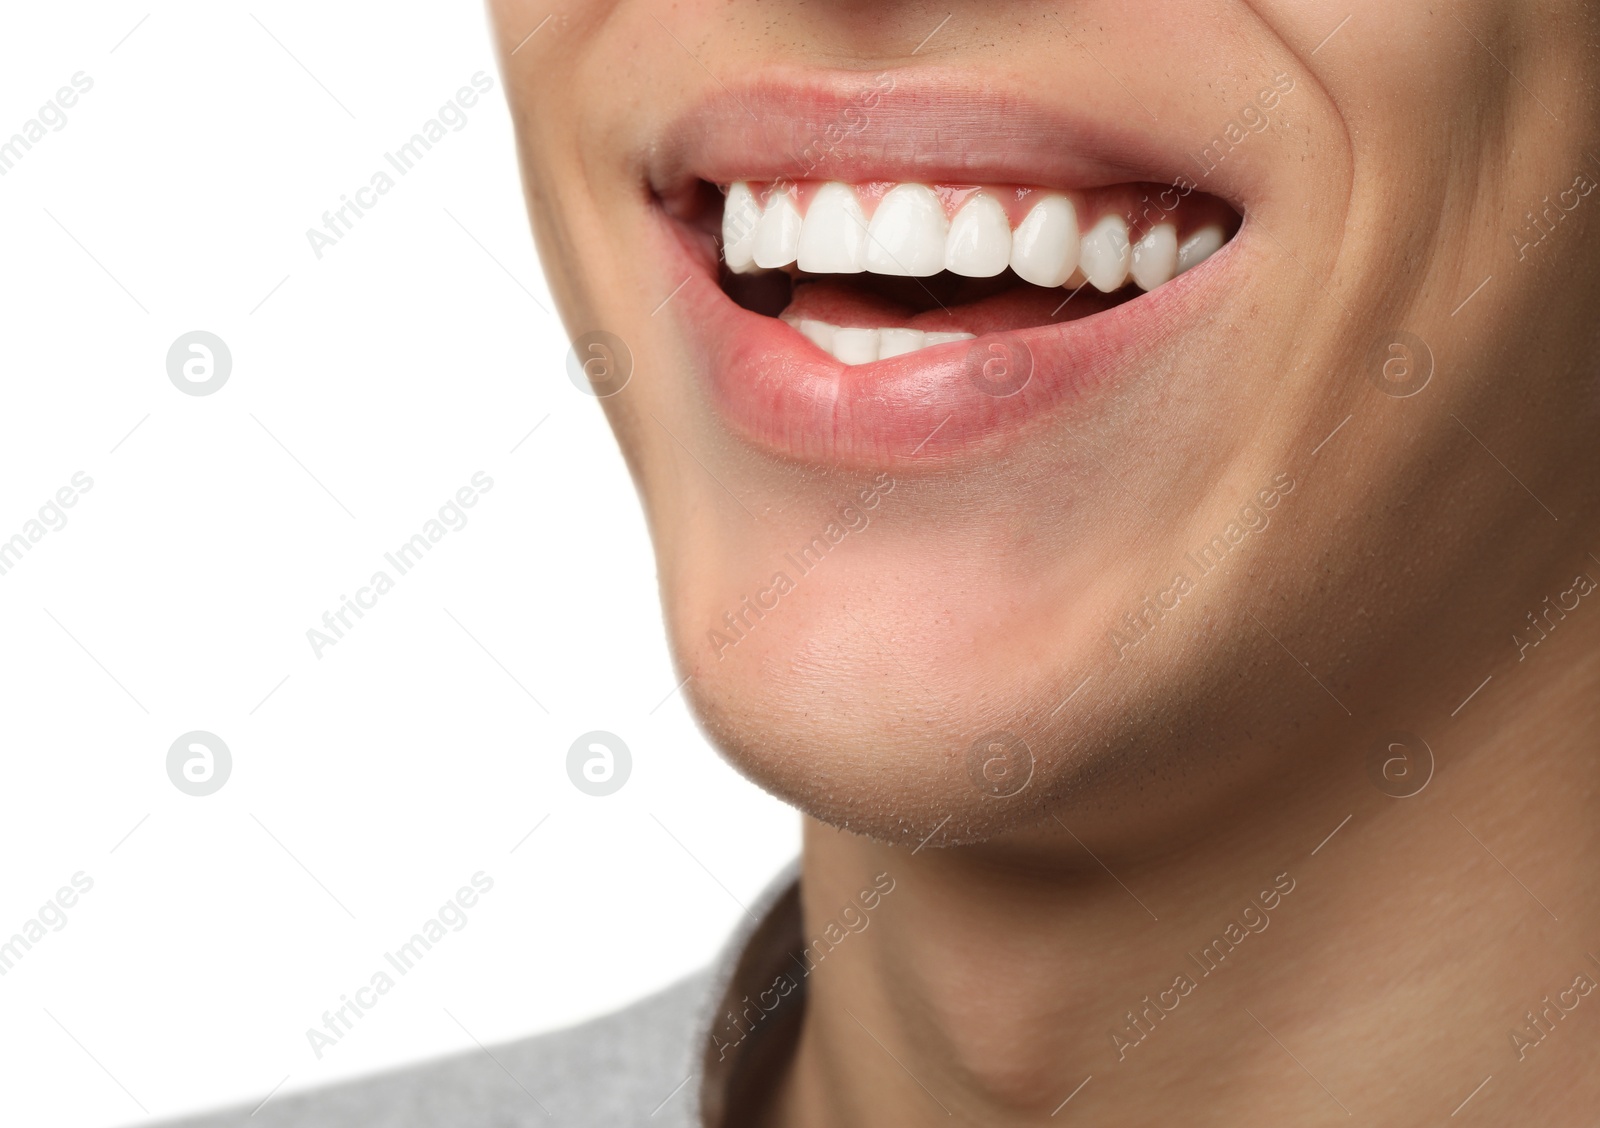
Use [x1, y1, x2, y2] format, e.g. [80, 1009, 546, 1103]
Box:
[648, 66, 1256, 213]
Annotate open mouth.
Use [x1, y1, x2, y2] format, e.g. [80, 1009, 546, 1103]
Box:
[644, 75, 1253, 467]
[717, 179, 1240, 366]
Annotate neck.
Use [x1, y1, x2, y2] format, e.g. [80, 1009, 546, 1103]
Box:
[766, 623, 1600, 1127]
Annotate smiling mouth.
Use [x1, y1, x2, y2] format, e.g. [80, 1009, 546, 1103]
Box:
[717, 179, 1240, 366]
[644, 73, 1254, 465]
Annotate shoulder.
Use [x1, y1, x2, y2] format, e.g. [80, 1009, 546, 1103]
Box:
[149, 972, 709, 1128]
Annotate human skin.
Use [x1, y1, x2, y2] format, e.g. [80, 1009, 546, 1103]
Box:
[491, 1, 1600, 1123]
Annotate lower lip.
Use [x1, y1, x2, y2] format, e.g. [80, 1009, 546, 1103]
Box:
[659, 221, 1227, 469]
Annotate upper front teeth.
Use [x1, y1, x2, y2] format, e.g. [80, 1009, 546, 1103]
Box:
[722, 182, 761, 273]
[1177, 226, 1225, 275]
[945, 192, 1011, 277]
[1009, 195, 1079, 287]
[865, 184, 948, 276]
[1080, 215, 1132, 292]
[753, 192, 803, 269]
[1130, 224, 1179, 291]
[723, 180, 1228, 293]
[796, 182, 868, 273]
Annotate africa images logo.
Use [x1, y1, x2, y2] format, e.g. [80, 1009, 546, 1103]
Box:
[305, 72, 495, 259]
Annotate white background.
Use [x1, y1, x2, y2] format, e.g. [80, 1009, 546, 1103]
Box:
[0, 3, 799, 1124]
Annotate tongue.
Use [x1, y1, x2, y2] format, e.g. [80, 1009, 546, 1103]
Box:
[781, 275, 1129, 336]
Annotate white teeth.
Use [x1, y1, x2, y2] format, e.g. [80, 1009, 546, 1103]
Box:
[831, 327, 881, 365]
[797, 182, 868, 274]
[752, 190, 803, 270]
[725, 181, 1229, 294]
[1177, 225, 1226, 274]
[793, 318, 836, 353]
[1129, 223, 1179, 291]
[722, 182, 761, 273]
[782, 316, 974, 365]
[864, 184, 949, 276]
[878, 327, 927, 358]
[1079, 214, 1132, 292]
[1009, 195, 1080, 288]
[944, 192, 1011, 278]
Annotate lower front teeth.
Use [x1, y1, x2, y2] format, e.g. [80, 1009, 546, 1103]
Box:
[831, 327, 881, 365]
[784, 317, 976, 365]
[878, 327, 928, 359]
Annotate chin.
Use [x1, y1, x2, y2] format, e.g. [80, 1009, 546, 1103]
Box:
[665, 500, 1301, 851]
